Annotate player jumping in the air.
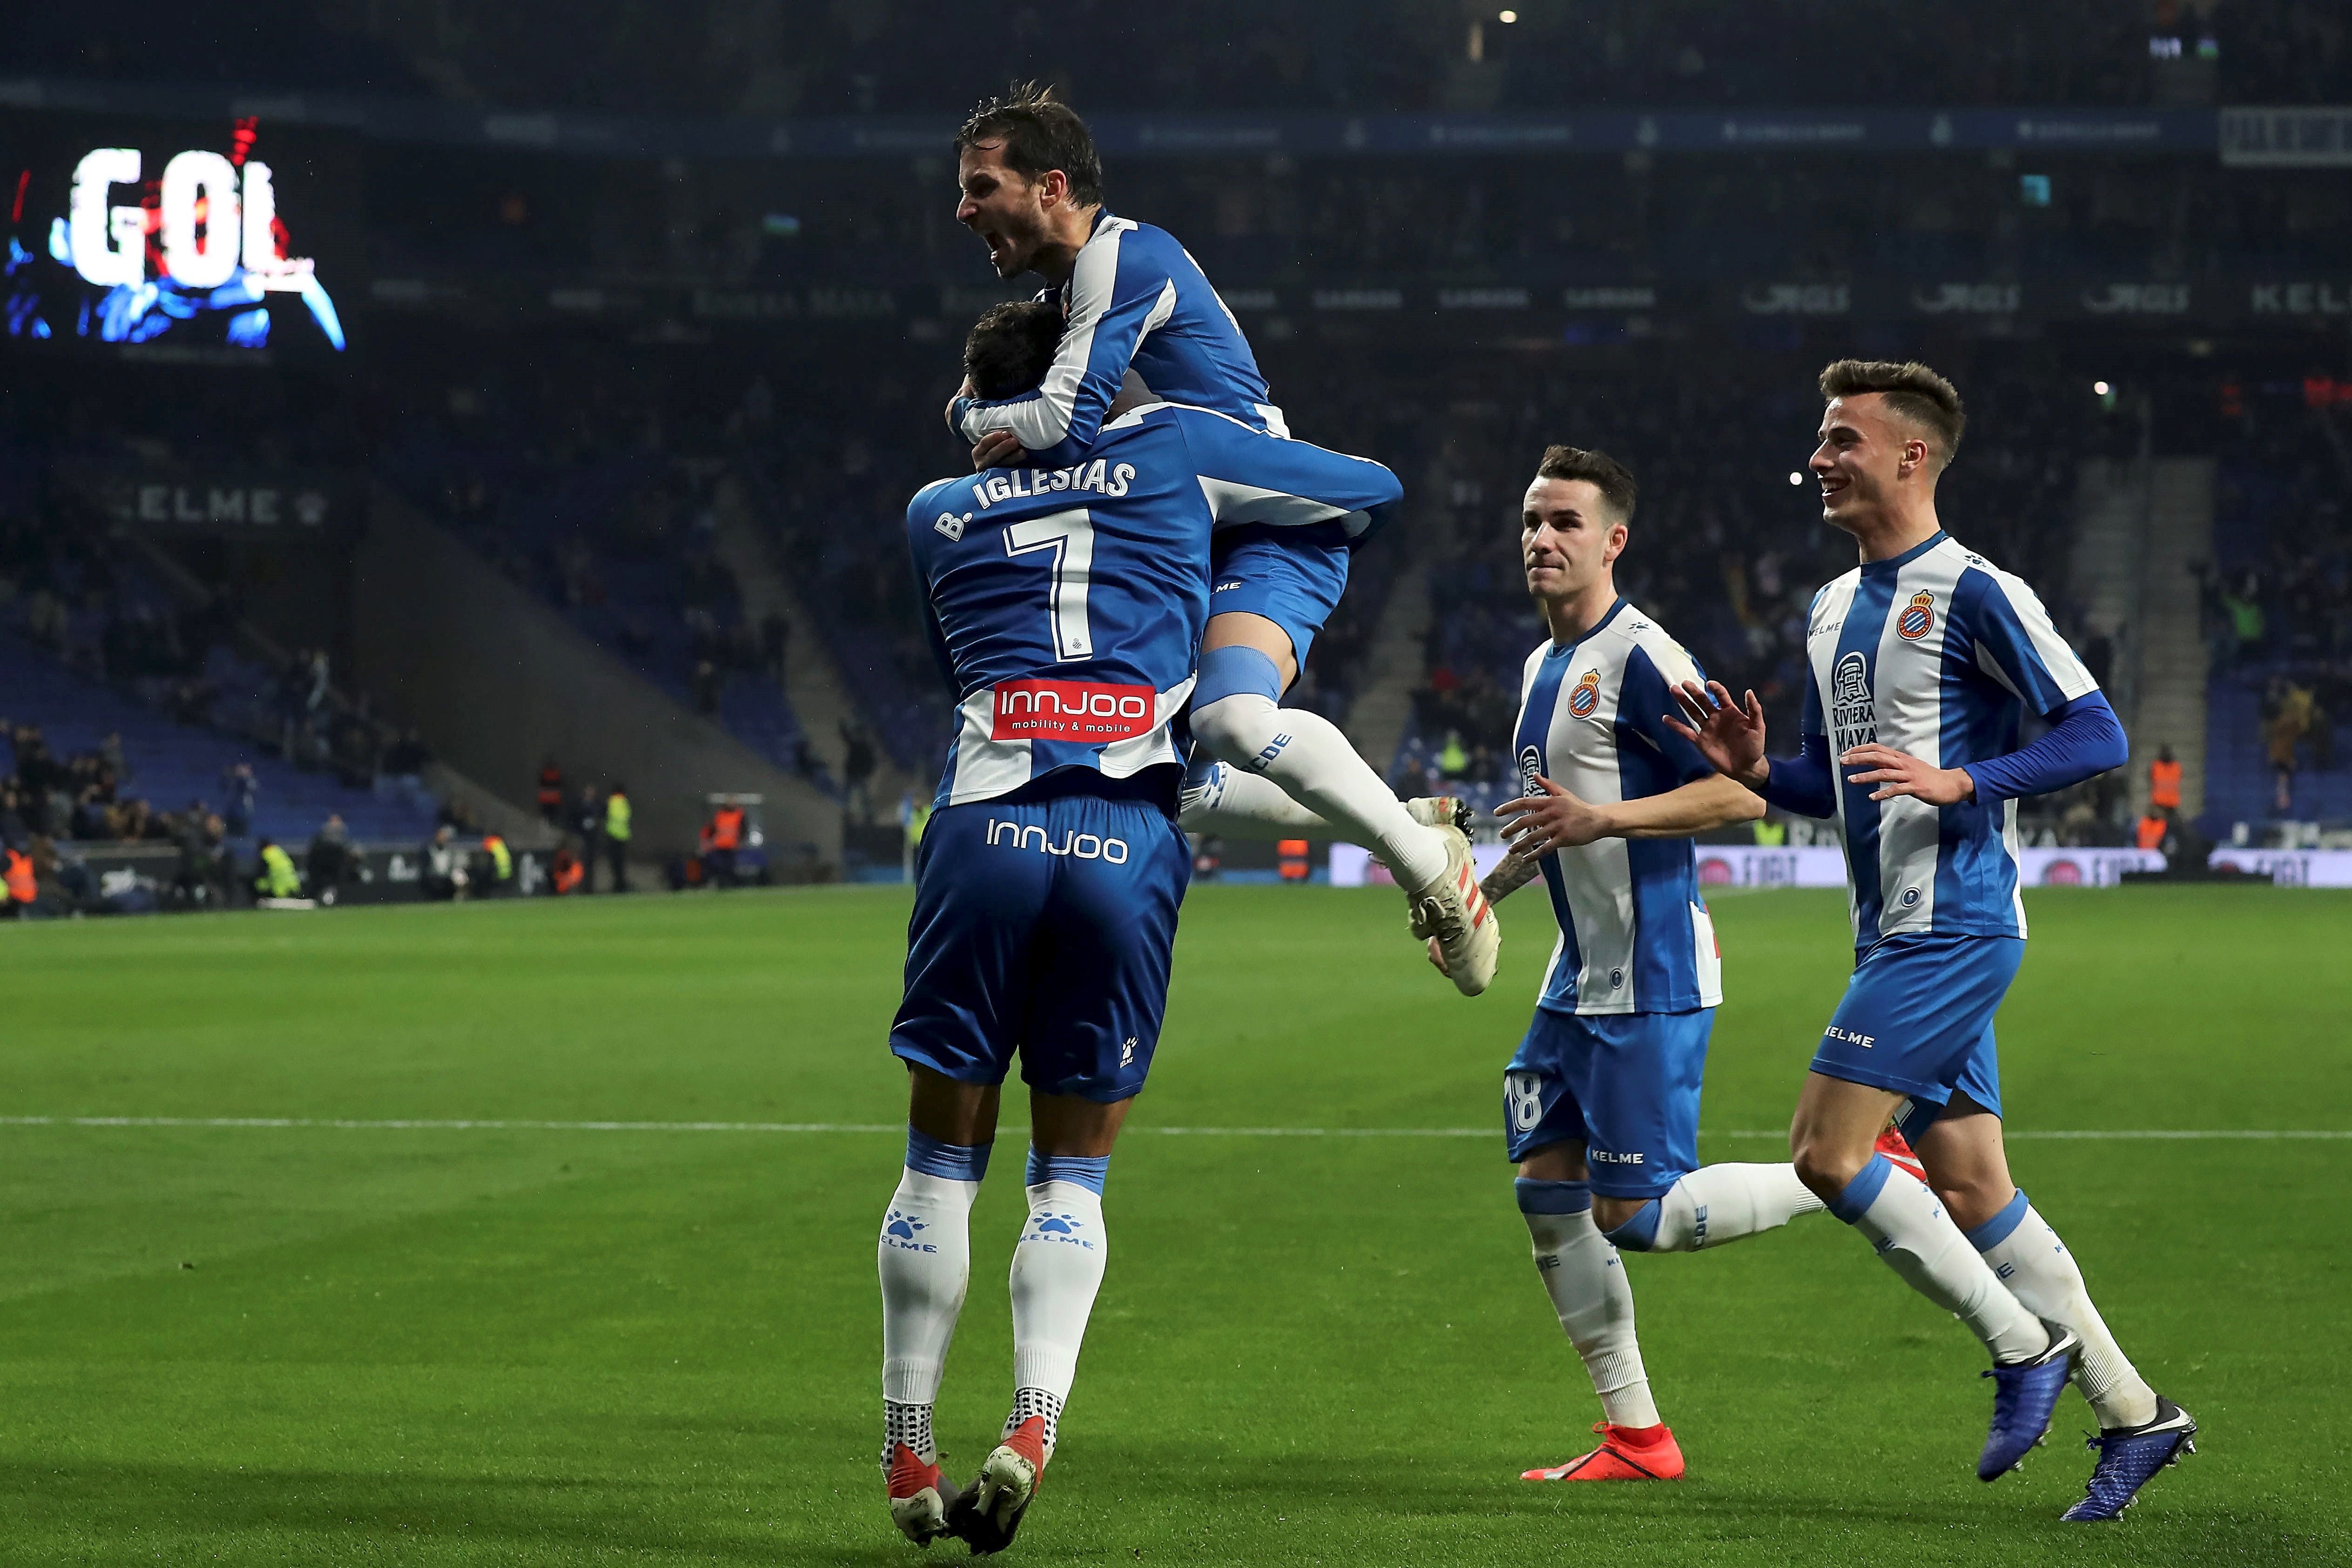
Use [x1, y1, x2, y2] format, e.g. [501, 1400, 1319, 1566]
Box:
[944, 85, 1498, 993]
[1668, 361, 2194, 1521]
[1429, 446, 1830, 1482]
[878, 301, 1402, 1553]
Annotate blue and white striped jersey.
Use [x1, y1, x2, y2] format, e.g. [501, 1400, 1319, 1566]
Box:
[1799, 531, 2101, 948]
[908, 403, 1401, 811]
[1514, 598, 1723, 1017]
[950, 210, 1307, 485]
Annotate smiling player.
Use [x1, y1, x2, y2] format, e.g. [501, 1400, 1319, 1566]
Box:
[1434, 446, 1836, 1484]
[943, 85, 1496, 993]
[1669, 360, 2194, 1521]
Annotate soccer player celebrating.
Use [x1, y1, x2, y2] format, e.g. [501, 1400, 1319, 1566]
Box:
[878, 301, 1402, 1552]
[1668, 361, 2194, 1521]
[944, 85, 1497, 993]
[1433, 446, 1832, 1483]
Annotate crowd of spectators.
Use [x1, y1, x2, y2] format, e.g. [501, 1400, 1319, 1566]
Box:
[2204, 371, 2352, 815]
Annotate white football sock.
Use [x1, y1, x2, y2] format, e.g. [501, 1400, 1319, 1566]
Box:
[1973, 1194, 2159, 1429]
[1615, 1163, 1826, 1252]
[878, 1164, 979, 1465]
[1177, 758, 1331, 838]
[1519, 1181, 1660, 1429]
[1008, 1177, 1109, 1463]
[1190, 693, 1450, 888]
[1835, 1156, 2048, 1364]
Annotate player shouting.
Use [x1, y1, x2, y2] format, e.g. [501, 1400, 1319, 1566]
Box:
[1669, 361, 2194, 1521]
[944, 85, 1496, 993]
[877, 301, 1402, 1553]
[1430, 446, 1833, 1482]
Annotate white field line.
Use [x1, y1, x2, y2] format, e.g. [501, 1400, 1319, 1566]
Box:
[0, 1116, 2343, 1141]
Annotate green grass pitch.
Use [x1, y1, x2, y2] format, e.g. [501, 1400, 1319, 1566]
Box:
[0, 884, 2346, 1565]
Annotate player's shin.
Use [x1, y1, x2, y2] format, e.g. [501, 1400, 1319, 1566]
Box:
[1830, 1154, 2048, 1363]
[1517, 1178, 1659, 1429]
[879, 1131, 989, 1467]
[1189, 648, 1448, 888]
[1176, 757, 1330, 838]
[1969, 1192, 2160, 1430]
[1005, 1150, 1113, 1464]
[1604, 1163, 1826, 1252]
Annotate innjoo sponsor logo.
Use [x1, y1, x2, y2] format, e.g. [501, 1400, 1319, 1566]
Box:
[990, 678, 1157, 742]
[984, 821, 1131, 863]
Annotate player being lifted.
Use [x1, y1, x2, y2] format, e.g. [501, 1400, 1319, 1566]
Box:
[1669, 361, 2194, 1521]
[1430, 446, 1833, 1482]
[877, 301, 1402, 1553]
[945, 85, 1497, 993]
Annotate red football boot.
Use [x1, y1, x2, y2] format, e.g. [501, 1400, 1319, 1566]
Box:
[1521, 1422, 1685, 1481]
[884, 1441, 956, 1545]
[1876, 1124, 1928, 1184]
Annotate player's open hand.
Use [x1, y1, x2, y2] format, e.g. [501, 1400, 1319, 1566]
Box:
[970, 430, 1027, 470]
[1839, 743, 1976, 805]
[1665, 680, 1768, 788]
[1496, 774, 1612, 856]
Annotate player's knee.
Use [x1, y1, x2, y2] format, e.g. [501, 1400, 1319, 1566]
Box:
[1190, 692, 1278, 767]
[1933, 1177, 2012, 1235]
[1594, 1196, 1661, 1249]
[1791, 1139, 1868, 1204]
[1190, 646, 1287, 764]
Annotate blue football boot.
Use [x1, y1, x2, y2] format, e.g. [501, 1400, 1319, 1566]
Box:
[1978, 1319, 2081, 1480]
[2061, 1396, 2197, 1521]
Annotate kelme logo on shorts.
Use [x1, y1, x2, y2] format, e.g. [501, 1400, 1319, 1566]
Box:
[991, 678, 1157, 743]
[1568, 669, 1602, 718]
[1897, 590, 1935, 641]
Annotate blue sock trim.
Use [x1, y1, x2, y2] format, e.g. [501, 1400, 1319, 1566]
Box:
[1026, 1147, 1111, 1195]
[906, 1128, 991, 1182]
[1514, 1177, 1592, 1215]
[1194, 644, 1286, 707]
[1827, 1153, 1894, 1225]
[1965, 1189, 2032, 1252]
[1603, 1199, 1665, 1252]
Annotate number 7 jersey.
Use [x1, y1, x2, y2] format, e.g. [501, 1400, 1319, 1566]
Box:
[904, 403, 1402, 811]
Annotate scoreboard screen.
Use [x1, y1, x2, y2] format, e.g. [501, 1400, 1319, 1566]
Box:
[4, 114, 358, 356]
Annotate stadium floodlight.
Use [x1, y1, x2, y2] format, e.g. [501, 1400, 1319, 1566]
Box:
[1788, 471, 1804, 485]
[2093, 380, 2111, 396]
[1498, 9, 1518, 20]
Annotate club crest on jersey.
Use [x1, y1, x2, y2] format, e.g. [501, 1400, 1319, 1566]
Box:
[1568, 669, 1602, 719]
[1896, 590, 1935, 641]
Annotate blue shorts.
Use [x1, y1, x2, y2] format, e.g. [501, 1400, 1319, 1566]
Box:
[1208, 523, 1351, 673]
[1813, 933, 2018, 1131]
[890, 780, 1190, 1103]
[1502, 1007, 1712, 1198]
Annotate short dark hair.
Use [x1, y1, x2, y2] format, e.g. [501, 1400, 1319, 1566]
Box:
[1533, 445, 1638, 524]
[1819, 359, 1966, 468]
[964, 300, 1063, 399]
[955, 83, 1104, 207]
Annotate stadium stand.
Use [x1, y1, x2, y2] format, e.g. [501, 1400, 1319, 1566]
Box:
[2202, 371, 2352, 829]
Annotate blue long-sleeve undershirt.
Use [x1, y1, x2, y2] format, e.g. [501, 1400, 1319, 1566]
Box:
[1962, 691, 2128, 802]
[1762, 691, 2127, 817]
[1763, 734, 1838, 819]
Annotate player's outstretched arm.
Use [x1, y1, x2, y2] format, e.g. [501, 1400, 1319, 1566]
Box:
[1496, 773, 1761, 860]
[1477, 842, 1543, 907]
